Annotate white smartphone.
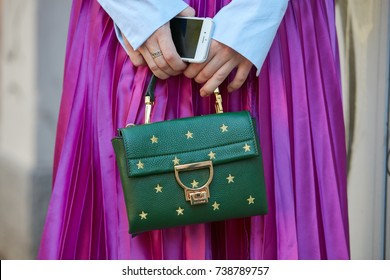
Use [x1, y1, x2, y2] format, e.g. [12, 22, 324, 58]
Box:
[170, 16, 214, 63]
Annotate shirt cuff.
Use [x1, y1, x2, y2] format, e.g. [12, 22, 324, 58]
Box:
[212, 0, 288, 75]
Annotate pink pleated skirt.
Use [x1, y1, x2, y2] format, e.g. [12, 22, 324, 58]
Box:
[38, 0, 350, 259]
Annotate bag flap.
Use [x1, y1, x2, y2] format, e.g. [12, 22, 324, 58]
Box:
[119, 111, 260, 177]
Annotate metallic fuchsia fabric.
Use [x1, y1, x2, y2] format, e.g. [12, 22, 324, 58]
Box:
[38, 0, 350, 260]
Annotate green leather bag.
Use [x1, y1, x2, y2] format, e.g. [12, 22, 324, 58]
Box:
[112, 76, 268, 236]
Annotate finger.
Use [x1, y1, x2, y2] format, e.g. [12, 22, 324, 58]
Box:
[157, 33, 187, 72]
[148, 47, 183, 76]
[128, 49, 146, 67]
[227, 60, 253, 92]
[142, 25, 186, 75]
[200, 62, 237, 97]
[184, 61, 206, 79]
[138, 46, 170, 79]
[184, 49, 217, 79]
[184, 40, 225, 79]
[193, 54, 227, 84]
[184, 60, 208, 79]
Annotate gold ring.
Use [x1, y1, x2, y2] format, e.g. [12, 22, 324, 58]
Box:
[150, 50, 163, 59]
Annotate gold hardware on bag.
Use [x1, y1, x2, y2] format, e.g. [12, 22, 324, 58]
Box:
[144, 95, 153, 124]
[214, 87, 223, 114]
[174, 161, 214, 205]
[144, 87, 223, 125]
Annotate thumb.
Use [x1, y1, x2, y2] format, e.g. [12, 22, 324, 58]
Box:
[178, 6, 196, 17]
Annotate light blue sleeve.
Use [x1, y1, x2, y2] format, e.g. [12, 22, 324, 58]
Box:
[212, 0, 289, 75]
[97, 0, 188, 50]
[98, 0, 288, 75]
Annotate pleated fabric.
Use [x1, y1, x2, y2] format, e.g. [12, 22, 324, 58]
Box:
[38, 0, 350, 260]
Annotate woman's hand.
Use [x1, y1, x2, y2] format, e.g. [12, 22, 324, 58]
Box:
[184, 40, 253, 97]
[123, 6, 195, 79]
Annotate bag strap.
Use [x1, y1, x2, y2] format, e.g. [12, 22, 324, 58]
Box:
[144, 74, 157, 124]
[144, 74, 223, 124]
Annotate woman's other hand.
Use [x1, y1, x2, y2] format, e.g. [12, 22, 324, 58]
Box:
[184, 40, 253, 97]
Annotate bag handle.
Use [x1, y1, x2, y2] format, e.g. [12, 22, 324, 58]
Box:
[144, 75, 223, 124]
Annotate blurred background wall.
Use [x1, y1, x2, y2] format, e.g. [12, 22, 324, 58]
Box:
[336, 0, 390, 259]
[0, 0, 389, 259]
[0, 0, 71, 259]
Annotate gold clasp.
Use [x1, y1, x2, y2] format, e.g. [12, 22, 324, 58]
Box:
[144, 95, 153, 124]
[214, 87, 223, 114]
[174, 161, 214, 205]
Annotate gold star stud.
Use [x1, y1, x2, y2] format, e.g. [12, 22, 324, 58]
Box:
[247, 195, 255, 205]
[226, 174, 235, 183]
[136, 160, 144, 169]
[191, 180, 199, 188]
[139, 211, 148, 220]
[185, 131, 193, 139]
[243, 143, 251, 152]
[176, 207, 184, 215]
[154, 184, 163, 193]
[150, 135, 158, 144]
[212, 201, 220, 211]
[172, 156, 181, 166]
[220, 124, 228, 132]
[208, 151, 216, 160]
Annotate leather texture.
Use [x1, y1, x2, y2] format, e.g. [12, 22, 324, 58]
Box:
[112, 110, 268, 235]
